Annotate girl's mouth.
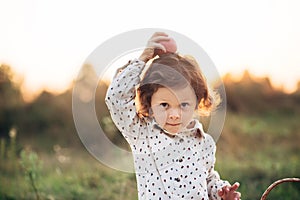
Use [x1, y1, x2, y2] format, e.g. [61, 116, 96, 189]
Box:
[166, 123, 181, 126]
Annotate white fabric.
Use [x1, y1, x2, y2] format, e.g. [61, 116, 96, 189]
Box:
[105, 59, 230, 200]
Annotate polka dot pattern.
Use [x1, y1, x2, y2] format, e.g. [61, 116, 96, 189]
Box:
[105, 59, 230, 200]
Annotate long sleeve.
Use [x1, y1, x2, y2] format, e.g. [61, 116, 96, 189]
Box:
[205, 135, 230, 200]
[105, 59, 146, 145]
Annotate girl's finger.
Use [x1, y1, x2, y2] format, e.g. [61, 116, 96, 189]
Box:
[233, 191, 241, 200]
[148, 42, 166, 52]
[218, 189, 224, 196]
[151, 35, 171, 43]
[231, 182, 240, 191]
[151, 32, 168, 38]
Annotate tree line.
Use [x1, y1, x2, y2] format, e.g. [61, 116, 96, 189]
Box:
[1, 64, 299, 148]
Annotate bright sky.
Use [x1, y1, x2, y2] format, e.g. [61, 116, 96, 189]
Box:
[1, 0, 300, 100]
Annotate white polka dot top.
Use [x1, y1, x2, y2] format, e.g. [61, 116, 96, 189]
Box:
[105, 59, 230, 200]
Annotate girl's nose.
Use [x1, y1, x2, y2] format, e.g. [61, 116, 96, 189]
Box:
[168, 108, 180, 120]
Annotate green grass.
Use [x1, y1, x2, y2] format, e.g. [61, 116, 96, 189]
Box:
[0, 112, 299, 200]
[0, 148, 138, 200]
[216, 112, 300, 200]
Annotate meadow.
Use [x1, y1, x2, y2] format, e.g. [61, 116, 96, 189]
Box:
[1, 111, 299, 200]
[0, 65, 299, 199]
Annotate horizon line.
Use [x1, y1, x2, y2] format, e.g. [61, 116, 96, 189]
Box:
[18, 69, 300, 103]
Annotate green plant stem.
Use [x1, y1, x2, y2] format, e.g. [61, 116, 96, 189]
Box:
[29, 171, 40, 200]
[0, 138, 5, 160]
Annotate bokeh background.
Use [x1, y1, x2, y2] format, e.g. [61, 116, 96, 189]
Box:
[1, 0, 300, 199]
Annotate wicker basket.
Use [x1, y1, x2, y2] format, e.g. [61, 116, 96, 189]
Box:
[260, 178, 300, 200]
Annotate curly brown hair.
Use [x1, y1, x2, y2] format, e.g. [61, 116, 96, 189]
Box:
[137, 53, 220, 117]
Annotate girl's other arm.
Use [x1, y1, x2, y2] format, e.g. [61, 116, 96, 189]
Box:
[204, 135, 231, 200]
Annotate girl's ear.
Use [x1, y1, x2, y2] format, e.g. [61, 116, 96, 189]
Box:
[195, 101, 199, 110]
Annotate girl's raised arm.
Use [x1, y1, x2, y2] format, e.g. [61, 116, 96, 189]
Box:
[105, 58, 146, 142]
[105, 32, 171, 143]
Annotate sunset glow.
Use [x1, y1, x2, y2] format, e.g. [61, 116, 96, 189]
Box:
[1, 0, 300, 100]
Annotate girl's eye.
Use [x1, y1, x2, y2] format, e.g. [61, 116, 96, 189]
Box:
[181, 103, 189, 108]
[160, 103, 169, 108]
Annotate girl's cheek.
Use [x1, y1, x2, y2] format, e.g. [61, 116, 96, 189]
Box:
[182, 110, 194, 124]
[153, 110, 167, 125]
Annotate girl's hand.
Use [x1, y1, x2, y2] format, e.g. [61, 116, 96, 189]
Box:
[218, 182, 241, 200]
[139, 32, 170, 63]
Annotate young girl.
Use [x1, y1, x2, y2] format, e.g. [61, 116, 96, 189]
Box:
[105, 32, 241, 200]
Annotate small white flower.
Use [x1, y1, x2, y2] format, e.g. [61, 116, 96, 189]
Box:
[9, 127, 17, 138]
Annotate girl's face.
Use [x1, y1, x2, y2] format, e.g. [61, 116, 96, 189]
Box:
[150, 85, 197, 135]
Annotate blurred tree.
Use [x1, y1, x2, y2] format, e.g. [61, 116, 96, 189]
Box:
[18, 89, 80, 147]
[223, 70, 297, 114]
[291, 81, 300, 112]
[0, 64, 24, 138]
